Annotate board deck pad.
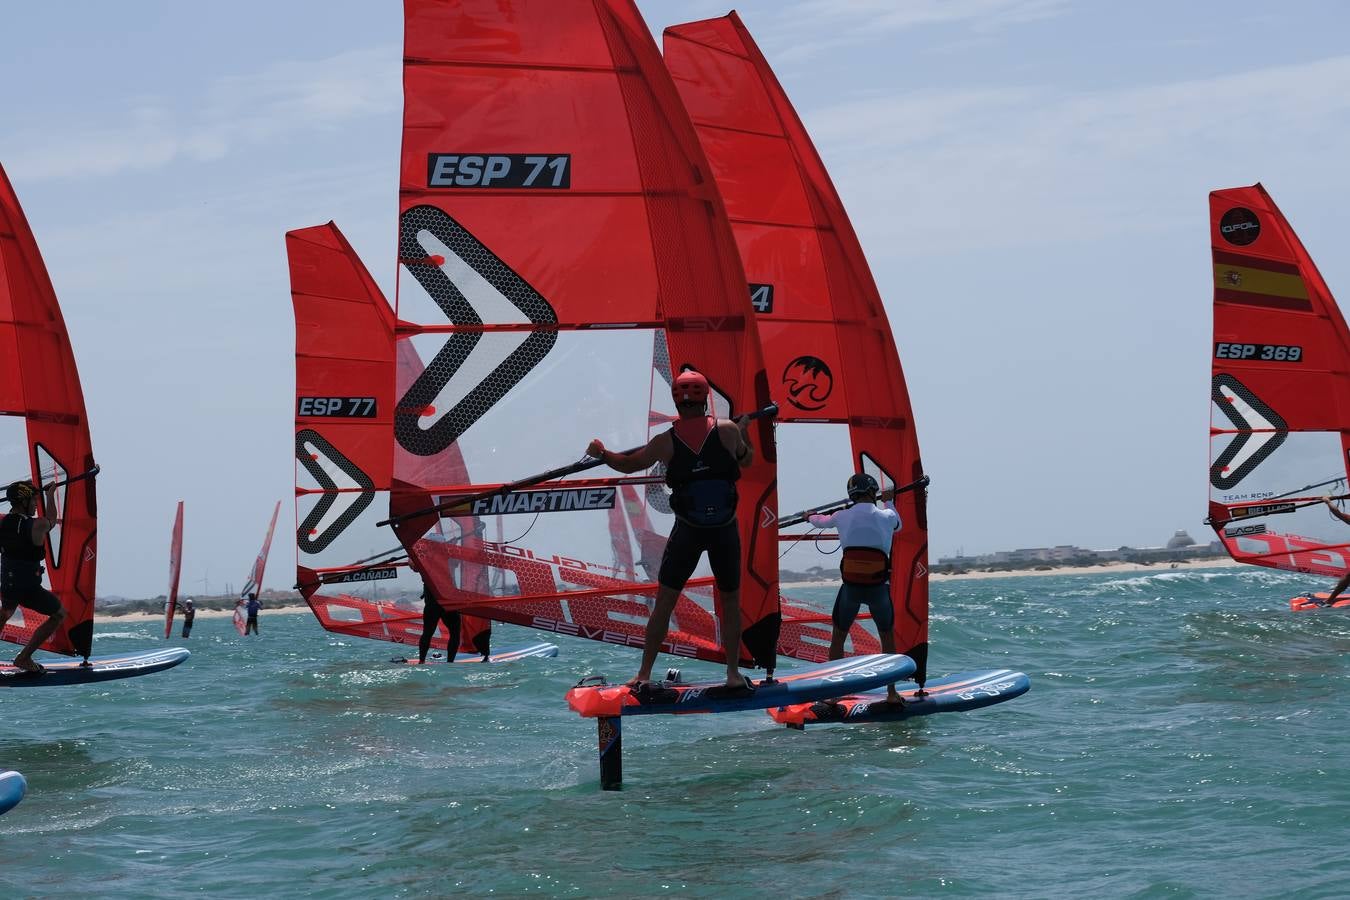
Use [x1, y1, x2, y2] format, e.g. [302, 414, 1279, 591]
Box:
[1290, 592, 1350, 611]
[0, 771, 25, 816]
[769, 668, 1030, 728]
[393, 642, 560, 665]
[565, 653, 916, 718]
[0, 648, 189, 687]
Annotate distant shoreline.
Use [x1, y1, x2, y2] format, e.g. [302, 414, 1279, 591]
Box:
[782, 557, 1242, 589]
[97, 559, 1244, 618]
[101, 604, 312, 622]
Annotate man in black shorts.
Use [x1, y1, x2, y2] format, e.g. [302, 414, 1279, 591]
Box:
[0, 480, 65, 673]
[586, 369, 755, 691]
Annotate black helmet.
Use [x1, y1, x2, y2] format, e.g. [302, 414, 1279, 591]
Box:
[846, 473, 879, 500]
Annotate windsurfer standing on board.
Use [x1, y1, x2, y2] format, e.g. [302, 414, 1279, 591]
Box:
[244, 592, 261, 634]
[413, 562, 462, 665]
[1319, 497, 1350, 604]
[586, 368, 754, 692]
[179, 598, 195, 638]
[810, 474, 904, 705]
[0, 481, 65, 673]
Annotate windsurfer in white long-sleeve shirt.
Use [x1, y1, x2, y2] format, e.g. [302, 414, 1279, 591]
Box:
[809, 473, 904, 705]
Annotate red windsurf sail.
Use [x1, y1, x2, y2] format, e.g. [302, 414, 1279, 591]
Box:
[290, 223, 493, 658]
[1207, 185, 1350, 577]
[388, 0, 784, 669]
[235, 501, 280, 635]
[0, 164, 98, 659]
[665, 15, 928, 679]
[164, 500, 183, 639]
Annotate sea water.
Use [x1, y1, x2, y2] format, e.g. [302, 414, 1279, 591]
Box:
[4, 566, 1350, 898]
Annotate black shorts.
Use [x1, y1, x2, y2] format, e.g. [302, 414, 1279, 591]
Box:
[831, 582, 894, 633]
[658, 520, 741, 593]
[1, 583, 61, 617]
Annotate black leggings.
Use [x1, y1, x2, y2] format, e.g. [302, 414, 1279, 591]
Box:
[419, 602, 462, 663]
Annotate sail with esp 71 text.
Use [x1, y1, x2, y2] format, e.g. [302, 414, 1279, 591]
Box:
[665, 14, 929, 678]
[1206, 185, 1350, 584]
[383, 0, 790, 669]
[0, 164, 98, 659]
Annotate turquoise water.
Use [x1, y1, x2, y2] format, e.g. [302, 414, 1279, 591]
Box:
[5, 567, 1350, 898]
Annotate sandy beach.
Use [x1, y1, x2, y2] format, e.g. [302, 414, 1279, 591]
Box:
[100, 604, 313, 621]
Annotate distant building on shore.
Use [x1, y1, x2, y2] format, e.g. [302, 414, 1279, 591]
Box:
[936, 530, 1226, 571]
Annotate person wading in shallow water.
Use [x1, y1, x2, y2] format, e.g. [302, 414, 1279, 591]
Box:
[586, 369, 755, 692]
[0, 480, 65, 673]
[809, 473, 904, 705]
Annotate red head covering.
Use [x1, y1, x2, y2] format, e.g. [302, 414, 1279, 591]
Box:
[671, 370, 710, 405]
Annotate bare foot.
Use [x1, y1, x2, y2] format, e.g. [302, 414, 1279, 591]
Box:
[626, 675, 651, 688]
[723, 673, 752, 692]
[12, 656, 43, 674]
[882, 691, 905, 706]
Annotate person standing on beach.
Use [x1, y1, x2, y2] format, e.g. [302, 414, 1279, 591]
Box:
[0, 480, 65, 672]
[244, 592, 261, 635]
[809, 473, 904, 705]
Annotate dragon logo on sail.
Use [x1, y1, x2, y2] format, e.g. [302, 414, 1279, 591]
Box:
[1210, 374, 1288, 490]
[782, 356, 834, 411]
[395, 206, 559, 456]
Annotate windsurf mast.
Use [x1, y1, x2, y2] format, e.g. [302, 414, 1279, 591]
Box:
[665, 14, 930, 680]
[164, 500, 183, 639]
[0, 164, 98, 659]
[1207, 185, 1350, 577]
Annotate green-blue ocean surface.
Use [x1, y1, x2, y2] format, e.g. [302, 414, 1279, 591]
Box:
[5, 566, 1350, 898]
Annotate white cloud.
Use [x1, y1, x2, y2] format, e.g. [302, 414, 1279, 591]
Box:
[803, 55, 1350, 254]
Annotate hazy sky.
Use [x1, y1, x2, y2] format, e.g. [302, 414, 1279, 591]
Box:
[2, 0, 1349, 595]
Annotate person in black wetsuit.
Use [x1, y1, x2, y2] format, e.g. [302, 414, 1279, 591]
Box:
[180, 598, 196, 638]
[586, 368, 755, 691]
[417, 583, 462, 665]
[244, 593, 261, 634]
[0, 480, 65, 673]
